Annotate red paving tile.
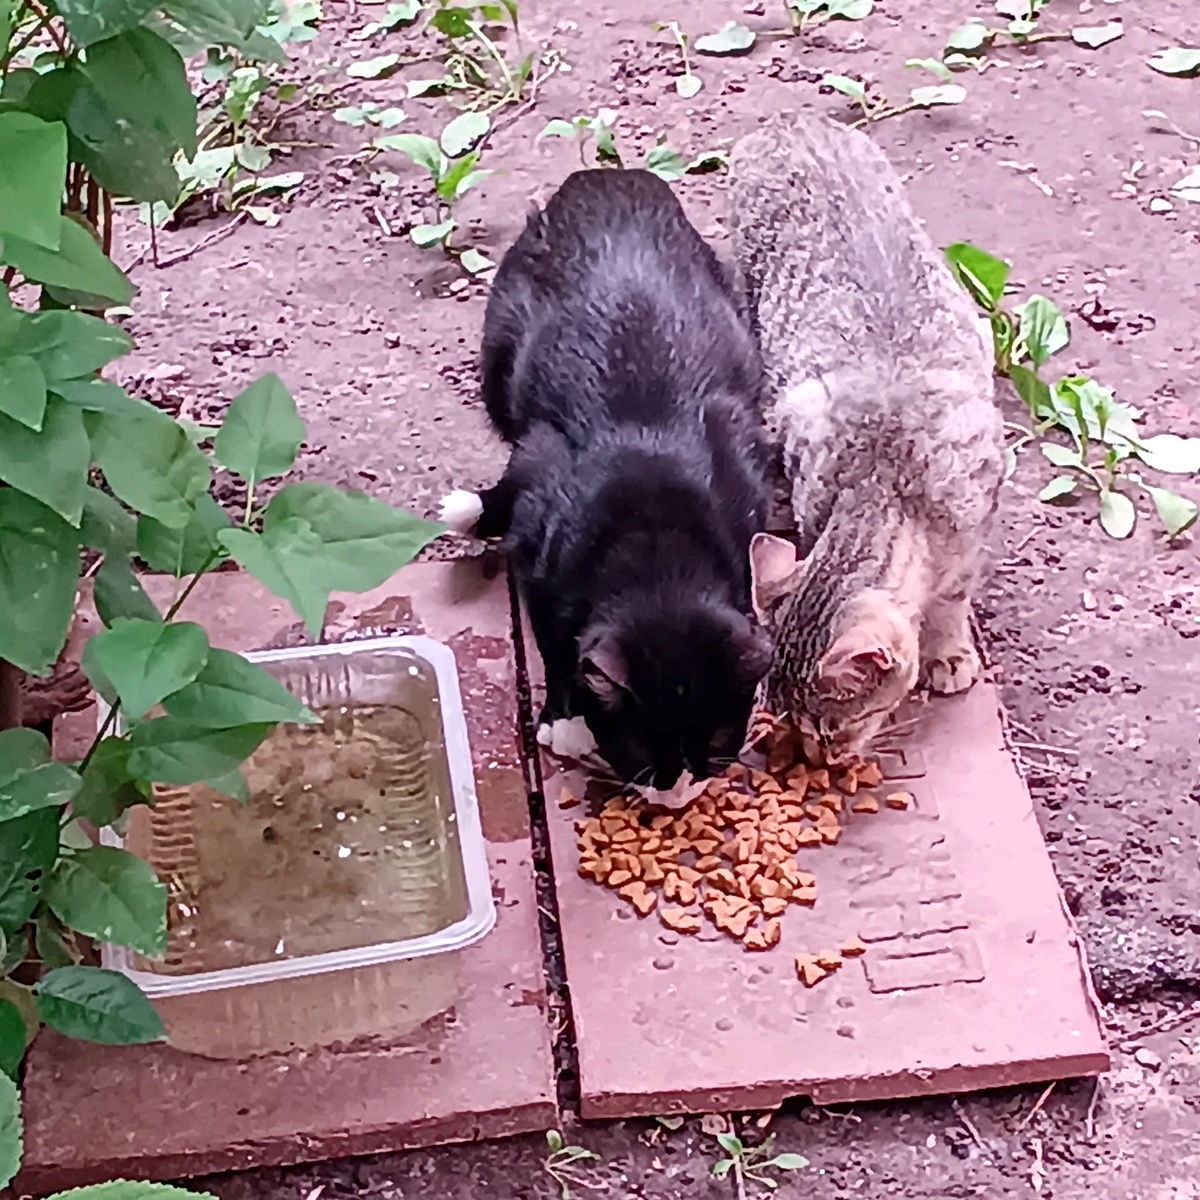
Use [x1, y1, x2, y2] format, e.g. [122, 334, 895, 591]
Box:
[20, 563, 556, 1194]
[541, 684, 1110, 1118]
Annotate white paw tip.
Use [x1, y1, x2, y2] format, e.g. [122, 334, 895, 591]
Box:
[438, 489, 484, 534]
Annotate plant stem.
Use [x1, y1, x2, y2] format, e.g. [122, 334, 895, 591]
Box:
[0, 660, 23, 732]
[469, 22, 517, 100]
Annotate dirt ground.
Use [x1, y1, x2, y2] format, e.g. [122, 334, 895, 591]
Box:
[111, 0, 1200, 1196]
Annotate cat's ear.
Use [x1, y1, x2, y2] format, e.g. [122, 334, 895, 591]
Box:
[817, 628, 899, 698]
[579, 637, 628, 708]
[749, 533, 801, 617]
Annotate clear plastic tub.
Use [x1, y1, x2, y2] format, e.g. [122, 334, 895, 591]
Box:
[100, 635, 496, 1044]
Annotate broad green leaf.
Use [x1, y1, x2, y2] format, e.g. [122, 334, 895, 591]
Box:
[0, 355, 47, 429]
[347, 53, 402, 78]
[164, 648, 317, 728]
[411, 219, 456, 248]
[1038, 475, 1078, 502]
[1147, 48, 1200, 77]
[1135, 434, 1200, 475]
[127, 717, 273, 784]
[537, 119, 578, 141]
[0, 488, 81, 675]
[906, 57, 954, 79]
[0, 809, 59, 936]
[945, 18, 989, 52]
[439, 110, 489, 157]
[46, 846, 166, 956]
[95, 554, 161, 626]
[1016, 295, 1069, 367]
[764, 1153, 809, 1170]
[944, 242, 1009, 310]
[435, 152, 486, 202]
[381, 132, 445, 176]
[0, 397, 91, 525]
[644, 146, 688, 182]
[265, 482, 445, 591]
[81, 486, 137, 557]
[694, 21, 756, 55]
[0, 1068, 19, 1190]
[87, 618, 209, 718]
[0, 112, 66, 250]
[54, 377, 162, 418]
[203, 767, 249, 803]
[218, 519, 329, 633]
[11, 310, 133, 383]
[161, 0, 282, 60]
[1098, 489, 1135, 539]
[212, 372, 305, 486]
[458, 247, 494, 275]
[90, 413, 212, 528]
[710, 1160, 733, 1180]
[910, 84, 966, 107]
[675, 73, 701, 98]
[822, 73, 867, 101]
[44, 1184, 222, 1200]
[0, 763, 81, 823]
[1008, 365, 1052, 418]
[35, 911, 79, 969]
[1072, 21, 1122, 49]
[135, 494, 230, 576]
[1040, 442, 1081, 469]
[35, 965, 166, 1044]
[1146, 486, 1198, 537]
[54, 0, 159, 45]
[2, 215, 135, 306]
[0, 729, 49, 785]
[717, 1132, 742, 1155]
[72, 738, 149, 827]
[0, 1000, 28, 1078]
[826, 0, 872, 15]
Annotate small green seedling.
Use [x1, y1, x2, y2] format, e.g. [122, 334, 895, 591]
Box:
[333, 102, 407, 128]
[786, 0, 873, 35]
[1147, 47, 1200, 77]
[543, 1130, 602, 1199]
[822, 60, 966, 127]
[695, 20, 758, 56]
[945, 242, 1200, 539]
[711, 1132, 809, 1193]
[353, 0, 424, 39]
[653, 19, 702, 97]
[538, 112, 728, 181]
[426, 0, 535, 110]
[944, 0, 1123, 70]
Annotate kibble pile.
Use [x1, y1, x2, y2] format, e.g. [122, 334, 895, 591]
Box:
[564, 711, 912, 988]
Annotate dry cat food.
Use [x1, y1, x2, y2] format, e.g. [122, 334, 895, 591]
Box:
[567, 709, 915, 984]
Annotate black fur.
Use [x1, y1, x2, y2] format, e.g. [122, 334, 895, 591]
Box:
[477, 168, 771, 789]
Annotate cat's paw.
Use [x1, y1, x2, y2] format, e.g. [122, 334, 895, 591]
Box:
[536, 716, 598, 761]
[438, 489, 484, 534]
[923, 645, 982, 695]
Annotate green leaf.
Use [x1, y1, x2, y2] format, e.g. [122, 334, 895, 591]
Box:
[675, 73, 702, 98]
[203, 767, 249, 803]
[1038, 475, 1078, 503]
[1147, 48, 1200, 77]
[0, 729, 49, 785]
[35, 965, 166, 1044]
[1146, 486, 1198, 537]
[943, 242, 1009, 310]
[439, 110, 489, 157]
[95, 554, 161, 626]
[827, 0, 872, 15]
[906, 56, 954, 79]
[161, 0, 281, 59]
[218, 519, 329, 634]
[127, 717, 273, 784]
[0, 397, 90, 525]
[0, 354, 47, 429]
[537, 119, 578, 141]
[73, 738, 149, 827]
[694, 20, 756, 55]
[910, 83, 966, 107]
[1098, 489, 1135, 539]
[763, 1153, 809, 1170]
[1072, 21, 1122, 49]
[135, 494, 230, 576]
[0, 809, 60, 936]
[46, 846, 166, 956]
[1135, 434, 1200, 475]
[1008, 365, 1052, 418]
[2, 215, 135, 306]
[0, 112, 67, 251]
[822, 73, 867, 101]
[54, 378, 161, 419]
[0, 929, 28, 976]
[717, 1133, 742, 1155]
[265, 482, 445, 590]
[81, 487, 137, 557]
[710, 1160, 733, 1180]
[0, 1001, 28, 1078]
[54, 0, 159, 45]
[0, 763, 81, 823]
[1040, 442, 1081, 469]
[87, 618, 210, 719]
[11, 310, 133, 383]
[44, 1184, 222, 1200]
[380, 132, 446, 176]
[35, 911, 80, 969]
[0, 489, 81, 675]
[347, 53, 403, 78]
[0, 1069, 19, 1190]
[164, 648, 318, 728]
[435, 151, 484, 202]
[1016, 295, 1069, 367]
[90, 413, 212, 528]
[212, 372, 305, 487]
[458, 247, 494, 275]
[946, 18, 989, 52]
[644, 145, 688, 182]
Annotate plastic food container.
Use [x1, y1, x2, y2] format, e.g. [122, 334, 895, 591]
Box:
[100, 635, 496, 1057]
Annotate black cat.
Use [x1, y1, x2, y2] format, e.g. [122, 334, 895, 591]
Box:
[440, 168, 771, 794]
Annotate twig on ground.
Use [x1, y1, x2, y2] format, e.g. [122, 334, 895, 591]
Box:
[952, 1099, 988, 1154]
[1016, 1081, 1056, 1131]
[152, 212, 249, 270]
[1010, 740, 1080, 759]
[1085, 1077, 1101, 1140]
[1113, 999, 1200, 1047]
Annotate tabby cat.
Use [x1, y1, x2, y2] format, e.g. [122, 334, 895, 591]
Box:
[727, 112, 1004, 758]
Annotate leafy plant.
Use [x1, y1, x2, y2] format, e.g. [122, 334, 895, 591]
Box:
[694, 20, 757, 57]
[1146, 47, 1200, 77]
[710, 1132, 809, 1193]
[822, 60, 966, 126]
[945, 243, 1200, 539]
[378, 114, 495, 271]
[785, 0, 873, 35]
[653, 19, 701, 98]
[542, 1129, 601, 1200]
[0, 1, 444, 1186]
[944, 0, 1122, 69]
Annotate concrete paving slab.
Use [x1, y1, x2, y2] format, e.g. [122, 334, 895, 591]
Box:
[20, 563, 556, 1194]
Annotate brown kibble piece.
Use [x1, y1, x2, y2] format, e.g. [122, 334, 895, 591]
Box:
[818, 793, 843, 813]
[761, 896, 788, 917]
[709, 868, 739, 894]
[743, 918, 782, 951]
[750, 876, 781, 900]
[856, 760, 884, 788]
[640, 856, 665, 884]
[841, 936, 867, 957]
[808, 768, 830, 792]
[606, 869, 634, 889]
[886, 791, 913, 810]
[836, 771, 859, 797]
[650, 814, 674, 831]
[796, 956, 828, 988]
[819, 823, 842, 844]
[724, 905, 759, 938]
[815, 949, 843, 970]
[796, 827, 823, 847]
[794, 871, 816, 888]
[677, 880, 697, 906]
[610, 827, 639, 845]
[693, 855, 723, 873]
[618, 881, 657, 916]
[851, 796, 880, 814]
[660, 907, 701, 934]
[677, 865, 702, 885]
[791, 885, 818, 906]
